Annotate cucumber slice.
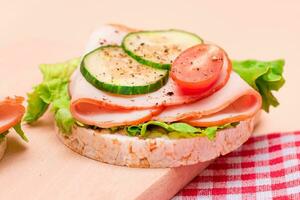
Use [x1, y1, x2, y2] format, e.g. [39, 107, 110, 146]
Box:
[122, 30, 203, 70]
[81, 46, 169, 95]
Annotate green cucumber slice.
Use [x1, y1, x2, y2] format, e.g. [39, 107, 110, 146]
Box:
[81, 45, 169, 95]
[122, 30, 203, 70]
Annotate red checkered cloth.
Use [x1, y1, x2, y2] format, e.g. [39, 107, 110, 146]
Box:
[174, 132, 300, 200]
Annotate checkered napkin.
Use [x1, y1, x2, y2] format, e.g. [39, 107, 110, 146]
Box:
[174, 132, 300, 200]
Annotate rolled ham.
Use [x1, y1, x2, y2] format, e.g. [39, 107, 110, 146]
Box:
[0, 97, 25, 134]
[71, 99, 163, 128]
[154, 72, 262, 124]
[69, 24, 262, 128]
[70, 71, 261, 127]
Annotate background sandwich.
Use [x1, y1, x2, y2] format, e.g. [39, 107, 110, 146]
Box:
[0, 97, 27, 160]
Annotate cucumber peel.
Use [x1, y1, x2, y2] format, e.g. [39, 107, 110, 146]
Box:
[122, 30, 203, 70]
[81, 45, 169, 95]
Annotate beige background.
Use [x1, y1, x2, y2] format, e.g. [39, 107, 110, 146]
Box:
[0, 1, 300, 200]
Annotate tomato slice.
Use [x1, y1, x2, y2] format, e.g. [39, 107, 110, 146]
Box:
[171, 44, 228, 92]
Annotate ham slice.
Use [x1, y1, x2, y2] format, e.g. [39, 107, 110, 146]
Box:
[184, 95, 261, 126]
[71, 24, 168, 127]
[70, 72, 261, 128]
[85, 24, 137, 53]
[154, 72, 262, 124]
[71, 24, 231, 110]
[69, 57, 230, 126]
[69, 24, 261, 128]
[70, 99, 162, 128]
[0, 97, 25, 134]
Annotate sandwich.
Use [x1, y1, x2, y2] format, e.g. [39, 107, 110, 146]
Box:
[24, 24, 285, 168]
[0, 97, 28, 160]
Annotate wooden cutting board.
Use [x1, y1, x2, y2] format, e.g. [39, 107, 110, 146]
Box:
[0, 1, 299, 199]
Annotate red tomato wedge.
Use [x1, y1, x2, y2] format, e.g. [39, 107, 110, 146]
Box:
[171, 44, 229, 92]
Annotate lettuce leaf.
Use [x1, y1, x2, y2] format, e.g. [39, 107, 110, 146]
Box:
[140, 121, 173, 137]
[40, 58, 80, 81]
[127, 121, 206, 137]
[202, 126, 218, 140]
[24, 58, 80, 134]
[127, 126, 142, 136]
[147, 129, 167, 139]
[127, 121, 239, 139]
[169, 122, 201, 133]
[13, 123, 29, 142]
[168, 131, 200, 139]
[232, 59, 285, 112]
[0, 131, 8, 142]
[24, 85, 49, 123]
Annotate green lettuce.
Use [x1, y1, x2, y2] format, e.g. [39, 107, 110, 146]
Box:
[13, 124, 29, 142]
[126, 121, 239, 140]
[0, 131, 8, 142]
[202, 126, 218, 140]
[24, 58, 80, 134]
[232, 59, 285, 112]
[24, 85, 49, 123]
